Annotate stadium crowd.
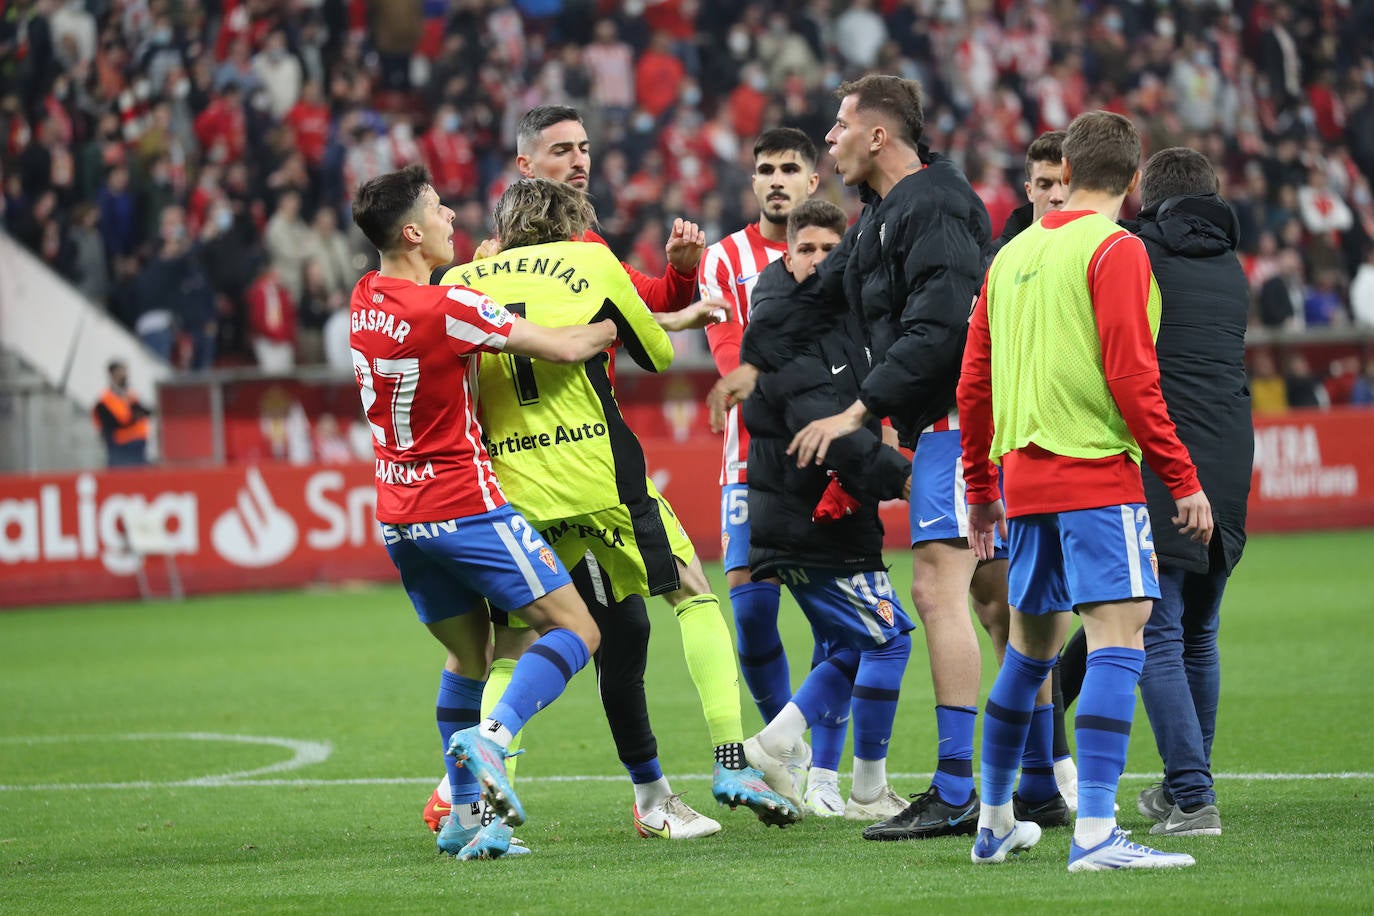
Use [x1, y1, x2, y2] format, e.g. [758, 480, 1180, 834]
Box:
[2, 0, 1374, 392]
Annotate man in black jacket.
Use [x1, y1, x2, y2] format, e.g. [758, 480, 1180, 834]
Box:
[1124, 148, 1253, 837]
[991, 130, 1066, 255]
[740, 200, 916, 822]
[716, 75, 999, 840]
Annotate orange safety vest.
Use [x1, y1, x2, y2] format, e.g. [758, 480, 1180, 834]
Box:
[94, 388, 150, 445]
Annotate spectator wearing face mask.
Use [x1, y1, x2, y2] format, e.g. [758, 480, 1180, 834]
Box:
[422, 104, 478, 202]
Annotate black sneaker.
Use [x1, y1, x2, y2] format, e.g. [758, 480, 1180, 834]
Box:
[861, 787, 980, 841]
[1012, 791, 1071, 828]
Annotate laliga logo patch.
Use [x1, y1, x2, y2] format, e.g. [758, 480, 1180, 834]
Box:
[478, 297, 509, 327]
[876, 599, 895, 626]
[538, 546, 557, 572]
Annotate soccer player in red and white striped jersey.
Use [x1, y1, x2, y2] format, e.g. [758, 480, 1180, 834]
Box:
[700, 128, 847, 815]
[350, 165, 616, 859]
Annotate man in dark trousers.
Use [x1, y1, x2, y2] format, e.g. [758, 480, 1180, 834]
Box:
[1124, 148, 1253, 837]
[93, 360, 152, 467]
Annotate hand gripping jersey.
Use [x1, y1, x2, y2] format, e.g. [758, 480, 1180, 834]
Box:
[440, 241, 674, 520]
[348, 271, 514, 524]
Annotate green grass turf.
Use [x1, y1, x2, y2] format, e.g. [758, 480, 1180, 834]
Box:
[1, 530, 1371, 913]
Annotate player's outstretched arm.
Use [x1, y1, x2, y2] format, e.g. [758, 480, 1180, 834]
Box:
[655, 299, 727, 332]
[505, 318, 617, 364]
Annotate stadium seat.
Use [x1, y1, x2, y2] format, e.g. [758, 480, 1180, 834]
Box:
[122, 506, 185, 602]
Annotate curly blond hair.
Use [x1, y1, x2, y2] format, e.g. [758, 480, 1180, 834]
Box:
[494, 178, 596, 249]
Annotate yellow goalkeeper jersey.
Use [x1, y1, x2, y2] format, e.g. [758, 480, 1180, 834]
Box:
[441, 240, 675, 518]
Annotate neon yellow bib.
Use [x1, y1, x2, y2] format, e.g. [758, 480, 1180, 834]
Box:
[985, 213, 1161, 465]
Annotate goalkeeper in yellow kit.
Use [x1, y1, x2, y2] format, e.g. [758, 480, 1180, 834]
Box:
[439, 179, 798, 856]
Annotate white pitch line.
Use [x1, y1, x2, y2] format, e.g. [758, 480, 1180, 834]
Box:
[0, 771, 1369, 793]
[2, 734, 1367, 793]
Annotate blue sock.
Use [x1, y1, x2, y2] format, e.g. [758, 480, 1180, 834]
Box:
[790, 649, 857, 735]
[980, 646, 1056, 807]
[488, 628, 591, 735]
[437, 669, 484, 805]
[1017, 704, 1059, 802]
[932, 704, 978, 805]
[1075, 646, 1145, 822]
[625, 757, 664, 785]
[808, 637, 846, 770]
[730, 582, 790, 721]
[852, 634, 911, 761]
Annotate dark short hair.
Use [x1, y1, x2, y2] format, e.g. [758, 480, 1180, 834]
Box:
[1062, 111, 1141, 196]
[787, 199, 847, 245]
[107, 360, 126, 375]
[351, 164, 432, 253]
[1025, 130, 1066, 179]
[753, 127, 818, 168]
[835, 75, 924, 148]
[494, 178, 596, 249]
[516, 105, 583, 155]
[1139, 147, 1220, 210]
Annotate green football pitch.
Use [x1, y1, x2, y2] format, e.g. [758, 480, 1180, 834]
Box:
[3, 530, 1371, 914]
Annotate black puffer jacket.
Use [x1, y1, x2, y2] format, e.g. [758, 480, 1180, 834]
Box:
[1124, 194, 1253, 575]
[740, 149, 991, 447]
[742, 265, 911, 577]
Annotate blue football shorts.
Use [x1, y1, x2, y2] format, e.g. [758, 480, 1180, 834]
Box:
[381, 504, 572, 624]
[774, 567, 915, 649]
[1007, 503, 1162, 615]
[909, 428, 1006, 557]
[720, 483, 752, 573]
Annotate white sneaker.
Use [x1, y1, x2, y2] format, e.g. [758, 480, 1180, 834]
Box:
[802, 780, 845, 818]
[1068, 826, 1196, 872]
[743, 735, 810, 813]
[971, 820, 1043, 864]
[844, 785, 909, 821]
[633, 794, 722, 840]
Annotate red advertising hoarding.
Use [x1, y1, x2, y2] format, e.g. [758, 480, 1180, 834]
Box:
[1248, 408, 1374, 531]
[4, 410, 1371, 608]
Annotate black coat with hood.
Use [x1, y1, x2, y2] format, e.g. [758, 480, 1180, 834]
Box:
[741, 262, 911, 578]
[1124, 194, 1253, 575]
[739, 148, 992, 448]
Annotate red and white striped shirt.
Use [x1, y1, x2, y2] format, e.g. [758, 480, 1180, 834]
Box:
[349, 272, 513, 524]
[700, 222, 788, 485]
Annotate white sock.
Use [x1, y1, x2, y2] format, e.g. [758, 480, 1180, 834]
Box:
[633, 776, 672, 812]
[851, 756, 888, 802]
[758, 702, 808, 757]
[1075, 816, 1116, 848]
[1054, 757, 1078, 797]
[436, 774, 452, 803]
[979, 800, 1015, 836]
[478, 718, 514, 749]
[808, 767, 839, 789]
[452, 799, 483, 829]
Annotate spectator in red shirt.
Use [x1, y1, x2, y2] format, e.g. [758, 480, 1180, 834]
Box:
[422, 104, 478, 201]
[728, 63, 769, 140]
[246, 260, 298, 373]
[194, 84, 246, 163]
[635, 30, 685, 120]
[284, 79, 330, 168]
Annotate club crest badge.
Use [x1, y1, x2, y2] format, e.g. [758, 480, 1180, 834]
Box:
[876, 599, 895, 626]
[539, 547, 557, 572]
